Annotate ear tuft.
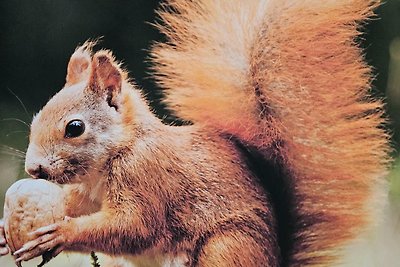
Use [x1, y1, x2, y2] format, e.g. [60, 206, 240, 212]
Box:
[66, 41, 95, 86]
[89, 50, 124, 109]
[91, 51, 122, 93]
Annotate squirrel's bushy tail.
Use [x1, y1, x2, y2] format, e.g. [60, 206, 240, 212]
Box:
[151, 0, 390, 265]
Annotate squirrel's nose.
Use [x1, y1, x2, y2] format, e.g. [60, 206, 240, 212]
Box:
[26, 165, 49, 180]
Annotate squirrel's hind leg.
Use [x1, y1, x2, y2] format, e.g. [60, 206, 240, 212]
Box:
[192, 229, 278, 267]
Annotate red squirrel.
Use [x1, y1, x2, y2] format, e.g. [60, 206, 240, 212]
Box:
[0, 0, 390, 266]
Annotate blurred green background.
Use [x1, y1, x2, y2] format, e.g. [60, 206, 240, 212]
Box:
[0, 0, 399, 266]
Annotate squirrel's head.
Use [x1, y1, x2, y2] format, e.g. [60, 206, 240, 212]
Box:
[25, 43, 139, 184]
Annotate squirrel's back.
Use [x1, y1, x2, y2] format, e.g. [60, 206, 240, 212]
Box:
[151, 0, 390, 265]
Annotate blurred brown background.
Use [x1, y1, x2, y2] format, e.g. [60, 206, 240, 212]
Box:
[0, 0, 399, 266]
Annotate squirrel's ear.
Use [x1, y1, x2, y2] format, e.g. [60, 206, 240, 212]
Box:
[66, 45, 92, 86]
[88, 51, 123, 109]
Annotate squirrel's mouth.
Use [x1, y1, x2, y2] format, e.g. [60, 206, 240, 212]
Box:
[52, 158, 89, 184]
[47, 167, 86, 184]
[59, 167, 87, 184]
[62, 170, 78, 182]
[43, 171, 75, 184]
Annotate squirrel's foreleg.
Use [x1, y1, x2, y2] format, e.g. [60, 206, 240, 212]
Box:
[13, 204, 157, 263]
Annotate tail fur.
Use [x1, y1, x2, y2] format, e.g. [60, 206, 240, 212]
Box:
[151, 0, 390, 265]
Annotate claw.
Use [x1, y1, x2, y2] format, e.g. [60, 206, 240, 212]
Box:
[38, 251, 53, 267]
[14, 233, 56, 256]
[13, 245, 29, 257]
[15, 245, 43, 263]
[28, 224, 59, 239]
[51, 245, 65, 258]
[14, 235, 65, 263]
[15, 255, 25, 263]
[13, 220, 70, 264]
[0, 246, 9, 256]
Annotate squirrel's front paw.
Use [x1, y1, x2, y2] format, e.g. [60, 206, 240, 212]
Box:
[0, 219, 10, 256]
[13, 216, 75, 264]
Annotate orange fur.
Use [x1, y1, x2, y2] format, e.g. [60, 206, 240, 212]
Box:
[21, 47, 279, 266]
[11, 1, 390, 267]
[152, 0, 390, 265]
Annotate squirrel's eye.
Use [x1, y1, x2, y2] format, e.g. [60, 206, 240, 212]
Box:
[65, 120, 85, 138]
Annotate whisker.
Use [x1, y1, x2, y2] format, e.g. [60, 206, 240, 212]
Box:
[5, 130, 29, 138]
[0, 151, 25, 158]
[62, 173, 69, 184]
[0, 144, 26, 156]
[40, 144, 50, 158]
[7, 88, 30, 117]
[0, 144, 26, 154]
[0, 156, 25, 163]
[80, 165, 91, 176]
[71, 169, 79, 176]
[1, 118, 30, 128]
[0, 151, 25, 159]
[86, 165, 101, 172]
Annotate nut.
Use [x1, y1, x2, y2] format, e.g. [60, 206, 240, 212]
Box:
[3, 178, 66, 252]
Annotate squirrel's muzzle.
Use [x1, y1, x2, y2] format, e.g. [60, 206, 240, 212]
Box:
[26, 165, 49, 180]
